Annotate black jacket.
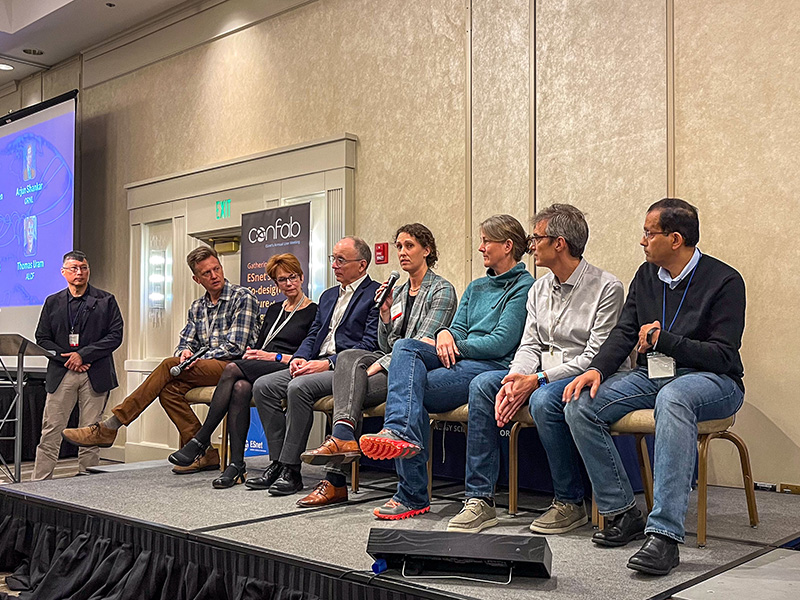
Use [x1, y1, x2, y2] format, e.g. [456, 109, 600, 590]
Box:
[35, 284, 124, 394]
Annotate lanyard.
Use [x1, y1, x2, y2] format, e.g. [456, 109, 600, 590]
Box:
[662, 265, 698, 332]
[69, 299, 85, 333]
[262, 296, 305, 350]
[547, 261, 588, 347]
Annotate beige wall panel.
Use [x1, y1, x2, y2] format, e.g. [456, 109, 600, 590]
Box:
[471, 0, 530, 279]
[42, 57, 81, 100]
[19, 75, 42, 108]
[675, 0, 800, 487]
[81, 0, 466, 307]
[536, 0, 666, 285]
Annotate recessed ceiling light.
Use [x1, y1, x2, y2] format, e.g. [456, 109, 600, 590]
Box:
[0, 64, 14, 71]
[23, 48, 44, 56]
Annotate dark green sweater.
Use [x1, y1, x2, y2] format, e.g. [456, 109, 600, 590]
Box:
[589, 254, 746, 391]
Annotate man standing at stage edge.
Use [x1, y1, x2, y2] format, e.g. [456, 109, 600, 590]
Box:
[63, 246, 259, 474]
[33, 250, 124, 480]
[563, 198, 746, 576]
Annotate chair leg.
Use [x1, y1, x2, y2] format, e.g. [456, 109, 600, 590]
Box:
[427, 420, 434, 500]
[721, 430, 759, 528]
[508, 422, 522, 516]
[696, 433, 715, 547]
[220, 416, 229, 471]
[593, 495, 606, 530]
[351, 459, 360, 493]
[636, 434, 654, 512]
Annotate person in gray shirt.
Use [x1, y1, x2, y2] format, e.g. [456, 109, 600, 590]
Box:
[447, 204, 624, 534]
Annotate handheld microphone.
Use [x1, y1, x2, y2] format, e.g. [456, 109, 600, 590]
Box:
[170, 346, 210, 376]
[375, 271, 401, 309]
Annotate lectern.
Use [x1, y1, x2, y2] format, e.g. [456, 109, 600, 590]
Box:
[0, 334, 54, 482]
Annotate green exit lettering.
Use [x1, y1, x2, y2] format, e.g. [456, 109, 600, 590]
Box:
[216, 198, 232, 220]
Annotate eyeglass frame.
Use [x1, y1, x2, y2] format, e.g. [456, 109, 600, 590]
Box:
[274, 273, 300, 285]
[328, 255, 365, 266]
[642, 229, 672, 240]
[62, 265, 90, 274]
[531, 234, 557, 244]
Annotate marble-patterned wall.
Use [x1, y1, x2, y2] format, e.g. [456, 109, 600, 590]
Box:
[536, 0, 667, 286]
[674, 0, 800, 486]
[471, 0, 531, 279]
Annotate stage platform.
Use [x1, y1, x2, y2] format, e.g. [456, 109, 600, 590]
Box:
[2, 456, 800, 600]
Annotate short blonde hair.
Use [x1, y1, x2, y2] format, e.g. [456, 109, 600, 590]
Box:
[266, 253, 303, 280]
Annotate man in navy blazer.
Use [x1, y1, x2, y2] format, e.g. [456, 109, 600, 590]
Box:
[33, 251, 124, 480]
[248, 236, 380, 495]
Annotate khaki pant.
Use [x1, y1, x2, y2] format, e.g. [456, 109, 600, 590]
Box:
[33, 371, 109, 481]
[112, 357, 227, 447]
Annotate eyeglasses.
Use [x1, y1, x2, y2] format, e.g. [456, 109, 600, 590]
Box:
[275, 273, 300, 285]
[642, 229, 671, 240]
[532, 235, 557, 244]
[328, 255, 363, 266]
[62, 265, 89, 273]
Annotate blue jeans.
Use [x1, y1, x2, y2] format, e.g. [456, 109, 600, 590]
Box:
[465, 371, 580, 502]
[564, 366, 744, 543]
[383, 338, 502, 509]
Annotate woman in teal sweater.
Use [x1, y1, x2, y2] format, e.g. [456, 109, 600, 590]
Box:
[361, 214, 535, 520]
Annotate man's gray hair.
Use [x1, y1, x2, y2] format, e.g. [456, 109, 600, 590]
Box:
[63, 250, 88, 265]
[344, 236, 372, 265]
[532, 204, 589, 258]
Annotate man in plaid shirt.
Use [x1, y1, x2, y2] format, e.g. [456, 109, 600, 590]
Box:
[63, 246, 258, 473]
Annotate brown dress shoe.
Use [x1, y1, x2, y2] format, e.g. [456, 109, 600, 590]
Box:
[172, 447, 220, 474]
[300, 436, 361, 466]
[62, 422, 118, 448]
[296, 480, 347, 507]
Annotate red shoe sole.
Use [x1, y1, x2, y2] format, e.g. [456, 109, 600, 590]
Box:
[374, 505, 431, 520]
[360, 436, 420, 460]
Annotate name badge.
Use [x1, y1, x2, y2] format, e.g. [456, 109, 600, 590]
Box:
[647, 352, 675, 379]
[390, 304, 403, 321]
[541, 348, 564, 371]
[69, 333, 80, 347]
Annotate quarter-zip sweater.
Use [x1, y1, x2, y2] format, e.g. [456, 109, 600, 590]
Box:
[589, 254, 746, 391]
[444, 261, 534, 367]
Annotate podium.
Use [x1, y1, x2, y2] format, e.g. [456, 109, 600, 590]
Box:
[0, 334, 54, 482]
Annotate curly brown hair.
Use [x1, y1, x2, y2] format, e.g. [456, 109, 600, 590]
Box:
[394, 223, 438, 268]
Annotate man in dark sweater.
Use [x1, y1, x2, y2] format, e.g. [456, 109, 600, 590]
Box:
[563, 198, 745, 576]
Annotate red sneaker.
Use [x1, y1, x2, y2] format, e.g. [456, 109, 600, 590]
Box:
[359, 429, 421, 460]
[373, 499, 431, 520]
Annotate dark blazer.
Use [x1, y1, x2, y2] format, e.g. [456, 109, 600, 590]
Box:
[293, 275, 380, 366]
[35, 284, 124, 394]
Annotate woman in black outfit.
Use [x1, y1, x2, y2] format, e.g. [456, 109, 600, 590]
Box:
[169, 253, 317, 488]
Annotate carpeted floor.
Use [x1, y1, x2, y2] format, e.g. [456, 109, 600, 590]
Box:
[3, 457, 800, 600]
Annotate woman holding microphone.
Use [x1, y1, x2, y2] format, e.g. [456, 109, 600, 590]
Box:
[297, 223, 457, 507]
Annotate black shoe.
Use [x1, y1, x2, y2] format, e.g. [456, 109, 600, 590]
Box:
[627, 534, 680, 575]
[168, 438, 208, 467]
[245, 461, 283, 490]
[268, 465, 303, 496]
[592, 507, 646, 547]
[212, 462, 247, 489]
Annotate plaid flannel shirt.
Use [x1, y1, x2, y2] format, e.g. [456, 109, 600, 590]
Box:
[175, 280, 259, 360]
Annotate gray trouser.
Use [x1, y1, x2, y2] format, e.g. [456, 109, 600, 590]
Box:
[33, 371, 109, 481]
[252, 368, 334, 465]
[328, 349, 388, 475]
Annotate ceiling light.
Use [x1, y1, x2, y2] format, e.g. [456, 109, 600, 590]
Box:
[23, 48, 44, 56]
[0, 64, 14, 71]
[106, 2, 116, 7]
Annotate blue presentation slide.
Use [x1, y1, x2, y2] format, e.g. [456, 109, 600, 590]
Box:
[0, 106, 75, 308]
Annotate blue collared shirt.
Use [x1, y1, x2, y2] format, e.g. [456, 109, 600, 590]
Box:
[658, 248, 702, 290]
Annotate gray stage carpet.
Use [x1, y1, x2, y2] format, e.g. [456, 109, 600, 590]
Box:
[5, 456, 800, 600]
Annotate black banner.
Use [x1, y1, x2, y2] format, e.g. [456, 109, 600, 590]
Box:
[240, 204, 310, 312]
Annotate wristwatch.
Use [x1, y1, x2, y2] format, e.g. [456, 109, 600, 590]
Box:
[275, 353, 283, 363]
[327, 357, 335, 370]
[536, 372, 548, 387]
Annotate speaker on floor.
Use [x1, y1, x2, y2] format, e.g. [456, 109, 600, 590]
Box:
[366, 528, 552, 581]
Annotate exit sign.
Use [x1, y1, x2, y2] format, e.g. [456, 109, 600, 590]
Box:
[216, 198, 232, 220]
